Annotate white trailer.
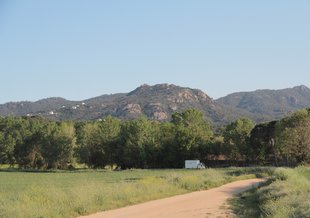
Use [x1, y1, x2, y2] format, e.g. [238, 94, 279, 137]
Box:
[185, 160, 205, 169]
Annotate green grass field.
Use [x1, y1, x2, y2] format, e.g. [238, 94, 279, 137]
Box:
[231, 167, 310, 218]
[0, 167, 269, 218]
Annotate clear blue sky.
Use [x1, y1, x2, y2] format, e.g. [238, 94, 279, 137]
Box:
[0, 0, 309, 103]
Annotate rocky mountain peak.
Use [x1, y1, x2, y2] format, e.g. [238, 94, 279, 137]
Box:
[293, 85, 310, 92]
[128, 83, 177, 96]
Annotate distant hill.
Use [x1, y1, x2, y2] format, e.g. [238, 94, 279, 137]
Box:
[216, 85, 310, 120]
[0, 84, 238, 125]
[1, 84, 310, 125]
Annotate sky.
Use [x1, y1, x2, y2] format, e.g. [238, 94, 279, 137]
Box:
[0, 0, 309, 103]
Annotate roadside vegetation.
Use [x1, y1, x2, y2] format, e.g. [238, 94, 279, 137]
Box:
[231, 167, 310, 218]
[0, 167, 268, 218]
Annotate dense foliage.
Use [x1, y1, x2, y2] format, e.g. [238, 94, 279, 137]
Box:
[1, 108, 310, 169]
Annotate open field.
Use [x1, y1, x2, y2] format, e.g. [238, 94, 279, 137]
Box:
[231, 166, 310, 218]
[0, 167, 270, 218]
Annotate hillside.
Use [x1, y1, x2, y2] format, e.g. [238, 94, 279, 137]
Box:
[216, 85, 310, 120]
[1, 84, 310, 125]
[0, 84, 238, 124]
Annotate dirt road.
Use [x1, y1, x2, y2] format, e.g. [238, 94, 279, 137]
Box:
[79, 178, 265, 218]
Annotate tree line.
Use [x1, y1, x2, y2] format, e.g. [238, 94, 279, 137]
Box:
[1, 108, 310, 169]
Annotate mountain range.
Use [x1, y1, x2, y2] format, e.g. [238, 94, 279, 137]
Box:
[1, 84, 310, 125]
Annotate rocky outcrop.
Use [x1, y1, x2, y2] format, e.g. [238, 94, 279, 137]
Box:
[1, 84, 309, 125]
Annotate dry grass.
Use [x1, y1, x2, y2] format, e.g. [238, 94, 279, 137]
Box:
[231, 167, 310, 218]
[0, 167, 264, 218]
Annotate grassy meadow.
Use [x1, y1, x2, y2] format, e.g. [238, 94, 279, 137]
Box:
[0, 167, 268, 218]
[232, 166, 310, 218]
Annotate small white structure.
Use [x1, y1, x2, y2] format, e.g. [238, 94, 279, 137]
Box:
[185, 160, 205, 169]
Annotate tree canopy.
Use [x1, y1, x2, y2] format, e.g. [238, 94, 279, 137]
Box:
[1, 108, 310, 169]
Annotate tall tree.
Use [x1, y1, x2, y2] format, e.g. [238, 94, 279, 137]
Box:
[249, 121, 277, 164]
[172, 109, 213, 166]
[158, 122, 178, 168]
[40, 122, 76, 169]
[275, 109, 310, 165]
[0, 117, 32, 166]
[76, 122, 104, 168]
[117, 118, 153, 169]
[14, 117, 46, 168]
[76, 116, 121, 168]
[97, 116, 121, 167]
[223, 118, 254, 160]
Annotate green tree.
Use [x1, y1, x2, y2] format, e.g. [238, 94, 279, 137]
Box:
[172, 109, 213, 167]
[117, 118, 155, 169]
[14, 117, 45, 168]
[0, 130, 7, 163]
[97, 116, 121, 167]
[13, 117, 76, 169]
[223, 118, 254, 160]
[76, 122, 104, 168]
[275, 109, 310, 165]
[158, 122, 178, 168]
[248, 121, 277, 165]
[41, 122, 76, 169]
[76, 116, 121, 168]
[202, 135, 225, 163]
[0, 117, 31, 165]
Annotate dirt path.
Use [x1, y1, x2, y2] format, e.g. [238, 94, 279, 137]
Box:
[79, 178, 265, 218]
